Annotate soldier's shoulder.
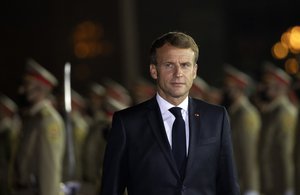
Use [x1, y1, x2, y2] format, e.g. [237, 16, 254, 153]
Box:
[40, 104, 63, 123]
[40, 105, 65, 143]
[242, 102, 260, 117]
[277, 100, 297, 117]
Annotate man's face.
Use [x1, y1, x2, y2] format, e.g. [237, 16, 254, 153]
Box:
[223, 77, 242, 99]
[150, 43, 197, 105]
[259, 75, 280, 102]
[0, 105, 6, 119]
[222, 77, 243, 108]
[89, 92, 104, 109]
[20, 77, 46, 105]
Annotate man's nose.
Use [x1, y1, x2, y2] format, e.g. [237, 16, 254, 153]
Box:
[174, 65, 183, 77]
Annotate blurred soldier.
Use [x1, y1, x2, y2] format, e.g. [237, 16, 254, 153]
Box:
[257, 63, 297, 195]
[190, 76, 223, 105]
[206, 86, 223, 105]
[80, 82, 108, 195]
[130, 77, 156, 105]
[62, 90, 89, 182]
[103, 91, 130, 124]
[222, 65, 261, 195]
[103, 78, 133, 108]
[292, 78, 300, 195]
[102, 85, 131, 195]
[0, 95, 21, 195]
[81, 80, 132, 195]
[13, 58, 65, 195]
[189, 76, 210, 100]
[102, 78, 133, 126]
[86, 82, 107, 125]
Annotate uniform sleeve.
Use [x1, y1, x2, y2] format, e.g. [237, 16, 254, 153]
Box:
[100, 112, 127, 195]
[216, 108, 240, 195]
[39, 116, 65, 195]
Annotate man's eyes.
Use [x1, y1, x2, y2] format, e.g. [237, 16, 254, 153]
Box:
[165, 63, 174, 68]
[163, 63, 191, 68]
[182, 63, 191, 67]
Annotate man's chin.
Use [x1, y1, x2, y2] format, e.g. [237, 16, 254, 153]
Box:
[171, 92, 188, 99]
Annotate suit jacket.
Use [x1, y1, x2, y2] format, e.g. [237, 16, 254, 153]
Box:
[101, 96, 240, 195]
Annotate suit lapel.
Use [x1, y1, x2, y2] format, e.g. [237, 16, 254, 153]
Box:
[185, 98, 202, 179]
[146, 97, 180, 179]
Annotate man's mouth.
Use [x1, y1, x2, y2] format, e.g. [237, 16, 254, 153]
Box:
[172, 82, 185, 86]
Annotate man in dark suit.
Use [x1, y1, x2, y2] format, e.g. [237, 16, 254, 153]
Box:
[100, 31, 240, 195]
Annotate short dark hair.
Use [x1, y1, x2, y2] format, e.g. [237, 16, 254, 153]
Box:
[149, 31, 199, 65]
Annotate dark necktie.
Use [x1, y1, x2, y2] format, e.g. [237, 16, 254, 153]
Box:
[169, 107, 187, 176]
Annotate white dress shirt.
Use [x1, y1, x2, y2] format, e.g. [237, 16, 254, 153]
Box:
[156, 93, 190, 154]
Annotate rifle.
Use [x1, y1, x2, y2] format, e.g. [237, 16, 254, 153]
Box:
[63, 62, 80, 195]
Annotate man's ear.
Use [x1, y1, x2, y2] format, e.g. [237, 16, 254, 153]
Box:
[193, 64, 198, 79]
[150, 64, 158, 79]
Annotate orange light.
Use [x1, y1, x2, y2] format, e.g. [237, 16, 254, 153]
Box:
[74, 42, 90, 59]
[281, 31, 291, 48]
[285, 58, 299, 74]
[272, 42, 289, 59]
[289, 26, 300, 52]
[72, 20, 107, 59]
[73, 21, 103, 42]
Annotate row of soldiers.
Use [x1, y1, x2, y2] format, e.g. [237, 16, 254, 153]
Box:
[191, 63, 300, 195]
[1, 58, 300, 195]
[0, 58, 148, 195]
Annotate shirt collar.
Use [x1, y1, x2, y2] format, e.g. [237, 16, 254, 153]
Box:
[156, 93, 189, 115]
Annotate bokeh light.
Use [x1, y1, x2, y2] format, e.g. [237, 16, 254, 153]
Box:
[289, 26, 300, 52]
[285, 57, 299, 74]
[281, 31, 291, 48]
[72, 21, 111, 59]
[272, 42, 289, 59]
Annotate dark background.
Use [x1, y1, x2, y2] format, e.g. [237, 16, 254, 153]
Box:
[1, 0, 299, 100]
